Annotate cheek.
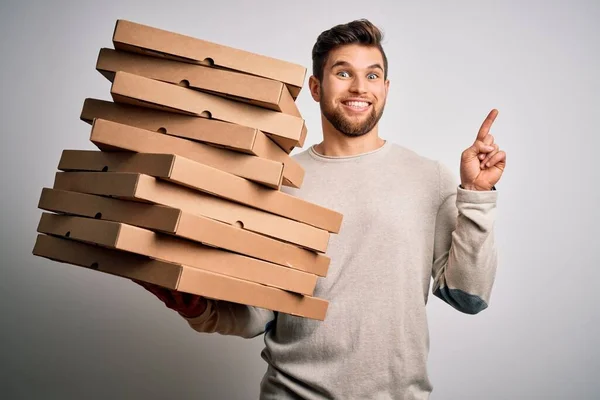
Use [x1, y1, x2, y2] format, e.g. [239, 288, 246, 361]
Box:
[373, 85, 387, 102]
[323, 80, 349, 98]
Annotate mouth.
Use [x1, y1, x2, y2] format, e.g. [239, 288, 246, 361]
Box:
[341, 99, 372, 112]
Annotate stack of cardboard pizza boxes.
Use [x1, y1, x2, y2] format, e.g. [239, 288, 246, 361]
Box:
[32, 20, 343, 321]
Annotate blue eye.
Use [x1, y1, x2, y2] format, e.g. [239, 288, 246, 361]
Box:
[367, 73, 379, 79]
[337, 71, 350, 78]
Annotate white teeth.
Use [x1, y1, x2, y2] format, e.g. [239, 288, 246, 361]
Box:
[344, 101, 369, 108]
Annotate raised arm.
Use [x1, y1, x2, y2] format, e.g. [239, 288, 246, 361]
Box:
[431, 109, 506, 314]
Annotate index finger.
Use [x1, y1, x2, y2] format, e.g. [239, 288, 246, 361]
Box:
[476, 109, 499, 142]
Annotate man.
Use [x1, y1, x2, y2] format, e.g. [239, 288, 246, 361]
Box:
[137, 19, 506, 399]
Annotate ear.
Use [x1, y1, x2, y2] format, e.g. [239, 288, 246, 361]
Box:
[309, 75, 321, 102]
[384, 79, 390, 96]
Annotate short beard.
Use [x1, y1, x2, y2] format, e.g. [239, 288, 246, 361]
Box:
[321, 94, 385, 137]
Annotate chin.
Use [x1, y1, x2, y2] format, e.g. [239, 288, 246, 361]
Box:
[341, 130, 370, 138]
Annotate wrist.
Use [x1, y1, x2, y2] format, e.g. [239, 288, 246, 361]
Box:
[177, 300, 208, 319]
[460, 184, 496, 191]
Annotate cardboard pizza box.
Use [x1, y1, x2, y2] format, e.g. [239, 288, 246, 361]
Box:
[37, 213, 317, 296]
[89, 118, 301, 189]
[110, 71, 307, 153]
[51, 166, 329, 253]
[38, 188, 329, 276]
[96, 48, 300, 116]
[80, 99, 306, 184]
[112, 19, 305, 99]
[81, 98, 260, 153]
[33, 234, 328, 320]
[56, 151, 343, 233]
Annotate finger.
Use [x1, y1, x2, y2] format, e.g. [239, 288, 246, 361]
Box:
[180, 296, 207, 318]
[155, 288, 175, 305]
[479, 135, 495, 160]
[483, 134, 494, 145]
[132, 278, 150, 288]
[162, 289, 180, 308]
[476, 109, 498, 142]
[136, 280, 163, 297]
[142, 283, 176, 307]
[187, 294, 202, 310]
[133, 279, 163, 292]
[172, 291, 185, 307]
[481, 144, 499, 168]
[464, 140, 494, 162]
[182, 292, 195, 305]
[132, 279, 183, 311]
[173, 291, 202, 317]
[485, 151, 507, 170]
[472, 140, 496, 156]
[179, 294, 196, 315]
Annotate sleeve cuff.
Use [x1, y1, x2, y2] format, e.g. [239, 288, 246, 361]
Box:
[457, 185, 498, 204]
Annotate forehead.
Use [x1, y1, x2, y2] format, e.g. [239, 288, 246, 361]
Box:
[325, 44, 384, 69]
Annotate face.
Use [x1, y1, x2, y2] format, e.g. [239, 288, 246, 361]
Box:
[310, 44, 390, 137]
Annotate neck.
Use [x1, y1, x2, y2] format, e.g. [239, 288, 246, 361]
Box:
[314, 118, 385, 157]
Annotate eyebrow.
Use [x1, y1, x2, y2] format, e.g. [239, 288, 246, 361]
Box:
[330, 61, 384, 71]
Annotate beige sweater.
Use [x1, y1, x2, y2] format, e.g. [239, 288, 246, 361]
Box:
[184, 141, 499, 399]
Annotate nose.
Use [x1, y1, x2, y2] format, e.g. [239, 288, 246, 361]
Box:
[349, 76, 367, 94]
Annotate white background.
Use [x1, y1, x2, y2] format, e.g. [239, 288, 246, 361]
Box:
[1, 0, 598, 398]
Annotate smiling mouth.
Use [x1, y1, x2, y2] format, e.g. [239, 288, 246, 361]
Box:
[341, 100, 372, 110]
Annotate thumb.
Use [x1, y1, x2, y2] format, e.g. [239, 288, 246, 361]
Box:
[464, 140, 495, 159]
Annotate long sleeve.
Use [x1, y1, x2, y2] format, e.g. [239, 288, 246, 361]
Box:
[431, 161, 499, 315]
[182, 299, 275, 339]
